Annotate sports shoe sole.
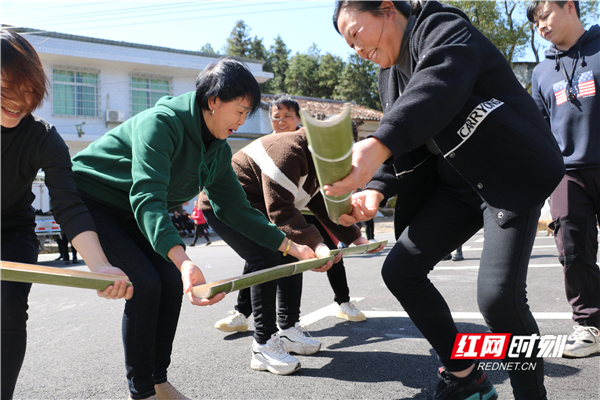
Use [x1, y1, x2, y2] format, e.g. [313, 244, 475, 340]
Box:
[250, 355, 301, 375]
[280, 339, 321, 355]
[563, 344, 600, 358]
[214, 323, 249, 333]
[336, 310, 367, 322]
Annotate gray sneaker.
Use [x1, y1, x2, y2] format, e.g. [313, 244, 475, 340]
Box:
[563, 325, 600, 358]
[251, 333, 301, 375]
[214, 310, 249, 332]
[279, 322, 321, 355]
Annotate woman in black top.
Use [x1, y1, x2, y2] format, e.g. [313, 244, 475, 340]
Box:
[329, 2, 565, 400]
[1, 30, 132, 400]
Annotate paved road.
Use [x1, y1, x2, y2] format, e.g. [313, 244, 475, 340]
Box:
[13, 229, 600, 400]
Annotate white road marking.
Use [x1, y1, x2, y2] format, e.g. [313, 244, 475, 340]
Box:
[300, 298, 572, 327]
[434, 263, 562, 271]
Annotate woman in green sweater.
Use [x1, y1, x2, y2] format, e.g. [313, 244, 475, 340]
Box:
[71, 58, 320, 400]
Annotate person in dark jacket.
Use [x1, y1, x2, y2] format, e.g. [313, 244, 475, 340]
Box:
[1, 29, 133, 400]
[331, 2, 566, 399]
[528, 0, 600, 358]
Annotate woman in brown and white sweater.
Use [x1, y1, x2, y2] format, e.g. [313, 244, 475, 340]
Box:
[200, 113, 380, 375]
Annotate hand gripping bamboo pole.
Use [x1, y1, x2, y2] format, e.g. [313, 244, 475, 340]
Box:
[300, 104, 354, 224]
[1, 261, 132, 291]
[192, 240, 387, 299]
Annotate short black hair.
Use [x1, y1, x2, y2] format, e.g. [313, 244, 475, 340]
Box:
[271, 93, 300, 118]
[333, 1, 413, 35]
[527, 1, 580, 23]
[195, 57, 261, 115]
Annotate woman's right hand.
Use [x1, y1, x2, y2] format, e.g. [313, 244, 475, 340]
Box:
[323, 138, 392, 197]
[338, 189, 384, 226]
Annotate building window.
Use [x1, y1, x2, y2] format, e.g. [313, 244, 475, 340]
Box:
[52, 68, 99, 117]
[131, 76, 171, 116]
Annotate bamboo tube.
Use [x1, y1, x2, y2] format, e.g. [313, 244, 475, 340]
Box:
[192, 240, 387, 299]
[1, 261, 131, 291]
[192, 256, 333, 299]
[300, 104, 354, 224]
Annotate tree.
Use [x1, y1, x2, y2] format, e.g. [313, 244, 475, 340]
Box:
[285, 44, 321, 97]
[262, 35, 290, 94]
[199, 43, 219, 55]
[225, 20, 252, 58]
[334, 53, 381, 110]
[444, 1, 530, 65]
[317, 53, 345, 99]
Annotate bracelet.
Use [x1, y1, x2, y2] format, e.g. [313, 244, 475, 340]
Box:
[283, 238, 292, 257]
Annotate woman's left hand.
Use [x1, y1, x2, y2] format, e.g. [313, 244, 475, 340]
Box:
[95, 266, 134, 300]
[311, 243, 334, 272]
[180, 260, 226, 306]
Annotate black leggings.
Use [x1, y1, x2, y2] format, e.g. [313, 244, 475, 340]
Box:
[382, 181, 546, 400]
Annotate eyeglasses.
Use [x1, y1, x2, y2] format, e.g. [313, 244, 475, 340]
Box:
[271, 115, 297, 123]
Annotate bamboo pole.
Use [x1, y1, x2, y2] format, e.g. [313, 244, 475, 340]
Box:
[300, 104, 354, 224]
[192, 240, 387, 299]
[1, 261, 131, 291]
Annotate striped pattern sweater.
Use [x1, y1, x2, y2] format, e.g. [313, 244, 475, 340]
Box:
[201, 128, 361, 249]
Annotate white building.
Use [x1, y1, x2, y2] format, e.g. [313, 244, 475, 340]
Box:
[10, 27, 276, 213]
[14, 27, 274, 157]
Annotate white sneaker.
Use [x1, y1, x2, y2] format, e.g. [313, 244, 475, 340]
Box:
[214, 310, 249, 332]
[279, 322, 321, 355]
[336, 301, 367, 322]
[563, 325, 600, 358]
[250, 333, 301, 375]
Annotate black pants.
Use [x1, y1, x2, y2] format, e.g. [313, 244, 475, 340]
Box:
[303, 214, 351, 305]
[364, 218, 375, 240]
[1, 227, 39, 400]
[57, 231, 77, 261]
[192, 223, 210, 245]
[81, 193, 183, 399]
[204, 210, 301, 344]
[550, 168, 600, 328]
[383, 180, 546, 400]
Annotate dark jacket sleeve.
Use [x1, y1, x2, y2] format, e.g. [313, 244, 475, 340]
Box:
[373, 12, 481, 157]
[41, 127, 96, 240]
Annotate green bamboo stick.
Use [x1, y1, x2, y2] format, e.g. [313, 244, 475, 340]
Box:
[1, 261, 132, 291]
[192, 256, 333, 299]
[192, 240, 387, 299]
[329, 240, 388, 257]
[300, 104, 354, 224]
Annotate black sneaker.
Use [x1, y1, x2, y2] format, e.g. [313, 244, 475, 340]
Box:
[432, 366, 497, 400]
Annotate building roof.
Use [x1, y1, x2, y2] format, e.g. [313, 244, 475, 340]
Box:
[261, 94, 383, 122]
[4, 25, 265, 65]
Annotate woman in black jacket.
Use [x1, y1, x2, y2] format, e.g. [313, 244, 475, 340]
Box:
[1, 30, 132, 400]
[331, 2, 565, 400]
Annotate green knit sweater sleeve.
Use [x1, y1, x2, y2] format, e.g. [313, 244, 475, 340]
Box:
[129, 112, 185, 259]
[204, 146, 285, 252]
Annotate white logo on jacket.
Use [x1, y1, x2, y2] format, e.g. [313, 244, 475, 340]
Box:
[458, 98, 504, 138]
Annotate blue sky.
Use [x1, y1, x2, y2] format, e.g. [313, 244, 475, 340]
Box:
[3, 1, 356, 59]
[2, 0, 564, 63]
